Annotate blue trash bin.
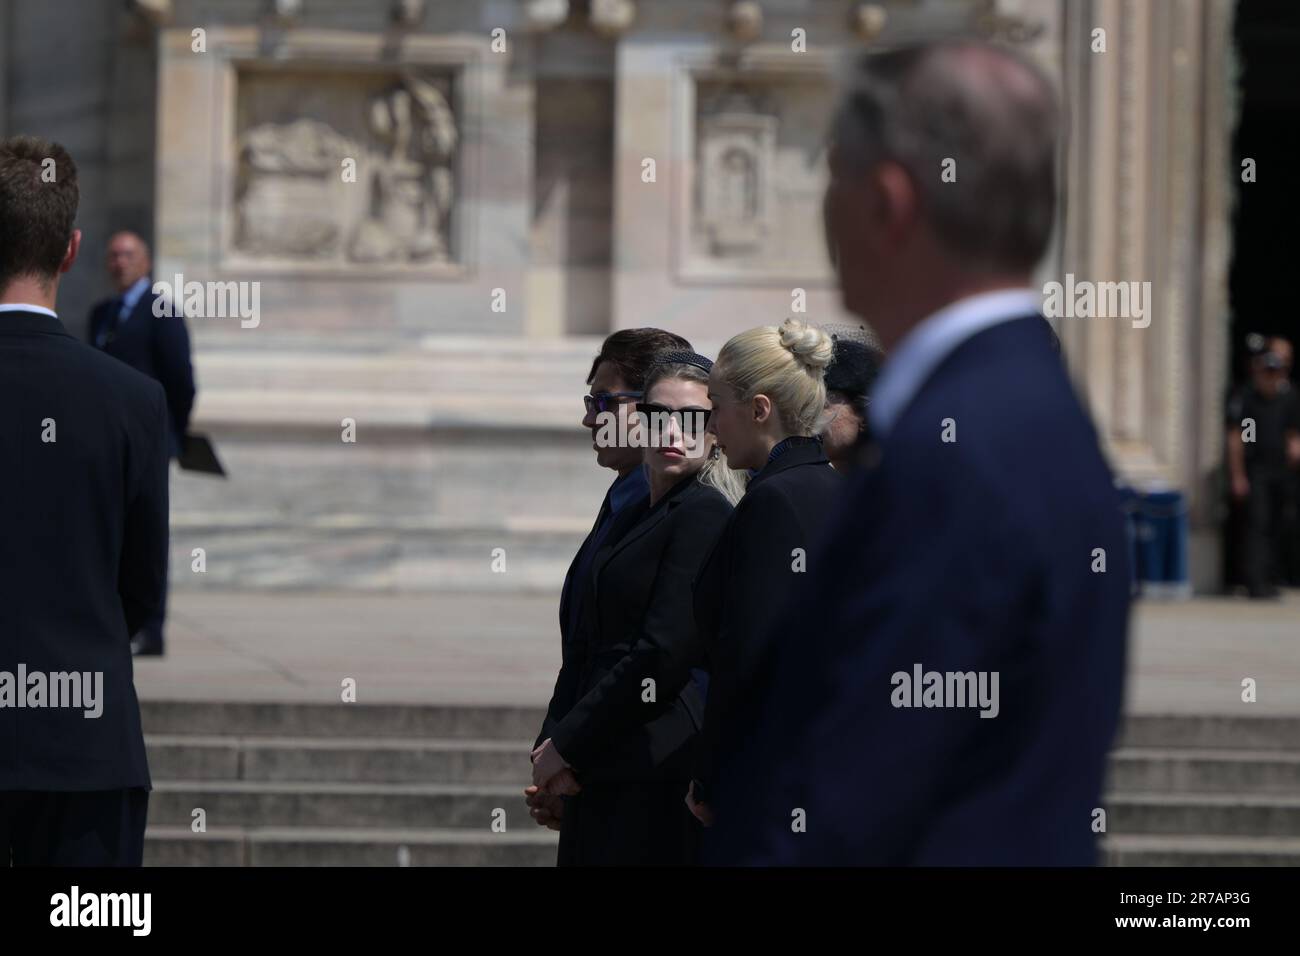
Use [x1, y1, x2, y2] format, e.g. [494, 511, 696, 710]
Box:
[1117, 484, 1141, 596]
[1131, 488, 1190, 599]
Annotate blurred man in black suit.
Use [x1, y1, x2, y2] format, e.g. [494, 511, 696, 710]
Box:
[87, 230, 194, 655]
[1226, 334, 1300, 597]
[0, 135, 166, 865]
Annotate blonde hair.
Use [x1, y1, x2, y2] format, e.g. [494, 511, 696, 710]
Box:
[644, 361, 748, 506]
[715, 318, 835, 436]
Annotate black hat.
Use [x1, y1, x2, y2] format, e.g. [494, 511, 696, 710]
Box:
[824, 338, 883, 398]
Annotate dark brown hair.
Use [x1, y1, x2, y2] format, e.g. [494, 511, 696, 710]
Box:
[0, 136, 79, 289]
[587, 328, 692, 391]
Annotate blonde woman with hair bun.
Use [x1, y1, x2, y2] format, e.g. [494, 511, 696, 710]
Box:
[704, 317, 835, 469]
[685, 317, 845, 830]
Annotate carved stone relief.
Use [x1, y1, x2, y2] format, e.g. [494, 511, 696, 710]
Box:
[686, 78, 832, 279]
[237, 118, 356, 258]
[233, 70, 458, 267]
[699, 102, 776, 256]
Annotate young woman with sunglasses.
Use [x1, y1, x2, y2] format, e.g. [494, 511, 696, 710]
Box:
[687, 318, 844, 830]
[530, 351, 743, 864]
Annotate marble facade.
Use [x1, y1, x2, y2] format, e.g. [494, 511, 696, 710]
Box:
[0, 0, 1238, 592]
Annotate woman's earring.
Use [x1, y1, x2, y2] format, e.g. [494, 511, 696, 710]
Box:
[710, 446, 721, 461]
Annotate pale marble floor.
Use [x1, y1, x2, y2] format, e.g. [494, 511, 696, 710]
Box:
[134, 589, 1300, 714]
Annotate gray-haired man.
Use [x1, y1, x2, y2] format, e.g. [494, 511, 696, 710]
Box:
[707, 41, 1131, 866]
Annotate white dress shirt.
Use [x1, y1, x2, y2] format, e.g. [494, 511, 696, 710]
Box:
[0, 303, 58, 318]
[116, 275, 151, 320]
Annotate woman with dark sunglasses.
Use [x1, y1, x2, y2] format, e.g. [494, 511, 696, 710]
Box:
[528, 351, 743, 864]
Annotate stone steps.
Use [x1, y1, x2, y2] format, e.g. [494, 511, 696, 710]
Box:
[1115, 714, 1300, 750]
[1105, 793, 1300, 837]
[1108, 748, 1300, 793]
[144, 826, 557, 867]
[140, 700, 557, 865]
[149, 780, 533, 830]
[138, 701, 1300, 865]
[140, 700, 545, 740]
[1101, 834, 1300, 867]
[146, 735, 1300, 794]
[146, 734, 528, 784]
[1106, 714, 1300, 864]
[141, 701, 1300, 747]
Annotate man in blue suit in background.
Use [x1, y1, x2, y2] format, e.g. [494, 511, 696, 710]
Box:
[88, 231, 195, 657]
[706, 41, 1130, 865]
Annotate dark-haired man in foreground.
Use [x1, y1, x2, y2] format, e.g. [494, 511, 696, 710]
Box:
[0, 135, 166, 865]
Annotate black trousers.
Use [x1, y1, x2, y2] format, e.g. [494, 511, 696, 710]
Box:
[557, 779, 699, 866]
[1, 789, 149, 866]
[1243, 468, 1294, 595]
[133, 457, 175, 653]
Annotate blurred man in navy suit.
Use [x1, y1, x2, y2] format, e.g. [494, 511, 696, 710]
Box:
[88, 231, 194, 656]
[706, 41, 1131, 865]
[0, 136, 164, 864]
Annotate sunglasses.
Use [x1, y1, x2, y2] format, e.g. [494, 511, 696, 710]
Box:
[584, 391, 642, 415]
[635, 403, 711, 438]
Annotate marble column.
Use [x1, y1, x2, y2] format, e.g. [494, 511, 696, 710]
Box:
[1055, 0, 1234, 590]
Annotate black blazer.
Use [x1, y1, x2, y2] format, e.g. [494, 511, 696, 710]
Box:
[88, 287, 195, 456]
[692, 438, 843, 799]
[549, 476, 732, 783]
[536, 481, 650, 752]
[0, 309, 168, 791]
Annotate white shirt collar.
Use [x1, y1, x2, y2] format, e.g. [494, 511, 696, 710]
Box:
[121, 275, 151, 310]
[0, 303, 58, 319]
[869, 288, 1042, 439]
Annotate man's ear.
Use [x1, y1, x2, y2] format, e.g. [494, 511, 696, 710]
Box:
[873, 162, 918, 247]
[59, 229, 82, 275]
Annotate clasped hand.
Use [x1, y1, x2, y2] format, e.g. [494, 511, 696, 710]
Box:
[524, 738, 581, 831]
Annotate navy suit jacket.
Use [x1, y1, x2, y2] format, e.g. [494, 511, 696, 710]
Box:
[0, 310, 166, 790]
[536, 481, 650, 753]
[706, 315, 1131, 865]
[88, 287, 195, 456]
